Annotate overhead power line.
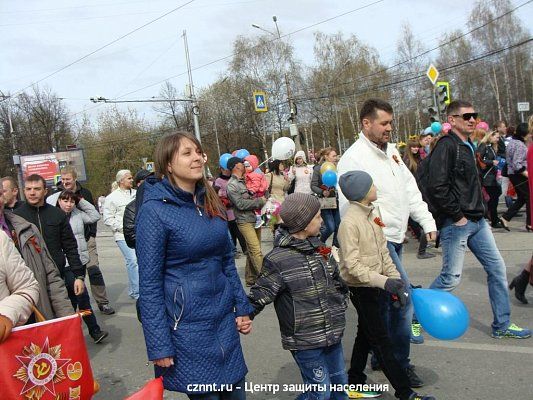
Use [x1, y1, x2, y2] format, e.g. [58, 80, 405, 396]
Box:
[295, 0, 533, 98]
[112, 0, 386, 100]
[2, 0, 195, 101]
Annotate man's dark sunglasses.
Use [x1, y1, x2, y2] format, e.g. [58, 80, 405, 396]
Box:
[452, 112, 478, 121]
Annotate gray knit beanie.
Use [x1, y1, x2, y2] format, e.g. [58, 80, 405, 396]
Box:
[339, 170, 373, 202]
[279, 193, 321, 234]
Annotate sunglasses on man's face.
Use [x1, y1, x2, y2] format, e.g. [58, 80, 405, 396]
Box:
[452, 112, 478, 121]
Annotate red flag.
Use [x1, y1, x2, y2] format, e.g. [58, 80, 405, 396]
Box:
[0, 314, 97, 400]
[124, 377, 164, 400]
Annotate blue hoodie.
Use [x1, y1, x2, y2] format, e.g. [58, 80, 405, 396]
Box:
[136, 177, 253, 393]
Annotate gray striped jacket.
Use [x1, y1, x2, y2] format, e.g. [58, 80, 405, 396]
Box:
[248, 230, 348, 350]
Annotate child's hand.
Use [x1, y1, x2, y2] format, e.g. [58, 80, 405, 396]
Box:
[236, 316, 252, 334]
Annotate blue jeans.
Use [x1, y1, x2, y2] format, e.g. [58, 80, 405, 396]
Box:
[116, 239, 139, 299]
[188, 378, 246, 400]
[320, 208, 340, 248]
[291, 343, 348, 400]
[430, 218, 511, 331]
[379, 242, 412, 370]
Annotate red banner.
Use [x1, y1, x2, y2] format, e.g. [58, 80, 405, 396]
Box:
[0, 314, 96, 400]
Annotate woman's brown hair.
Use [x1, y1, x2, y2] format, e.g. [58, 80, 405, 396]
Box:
[58, 189, 80, 205]
[404, 140, 421, 174]
[154, 131, 225, 219]
[318, 147, 336, 163]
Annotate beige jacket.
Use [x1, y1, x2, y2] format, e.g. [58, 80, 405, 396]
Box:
[337, 201, 400, 289]
[0, 230, 40, 326]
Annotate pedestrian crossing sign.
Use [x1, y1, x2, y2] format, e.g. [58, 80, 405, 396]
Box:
[253, 91, 268, 112]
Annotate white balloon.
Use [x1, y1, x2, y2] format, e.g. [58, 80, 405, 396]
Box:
[271, 137, 296, 160]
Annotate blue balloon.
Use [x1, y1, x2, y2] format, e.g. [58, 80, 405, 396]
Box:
[412, 289, 469, 340]
[219, 153, 232, 169]
[322, 170, 337, 187]
[431, 121, 442, 134]
[235, 149, 250, 159]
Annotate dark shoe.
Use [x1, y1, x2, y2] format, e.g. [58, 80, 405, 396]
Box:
[499, 217, 510, 231]
[406, 365, 424, 388]
[99, 304, 116, 315]
[491, 221, 508, 231]
[408, 394, 435, 400]
[526, 225, 532, 232]
[416, 252, 435, 260]
[90, 330, 109, 344]
[509, 270, 529, 304]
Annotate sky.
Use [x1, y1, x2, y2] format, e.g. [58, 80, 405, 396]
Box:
[1, 0, 531, 123]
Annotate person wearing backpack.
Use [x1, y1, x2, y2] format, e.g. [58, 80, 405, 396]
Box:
[427, 100, 530, 339]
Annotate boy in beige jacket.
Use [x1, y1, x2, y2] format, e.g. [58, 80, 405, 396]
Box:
[338, 171, 434, 400]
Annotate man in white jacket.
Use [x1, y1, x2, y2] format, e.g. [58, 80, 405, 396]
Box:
[337, 99, 437, 389]
[103, 170, 138, 300]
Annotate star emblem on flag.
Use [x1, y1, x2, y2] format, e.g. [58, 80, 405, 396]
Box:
[13, 337, 71, 399]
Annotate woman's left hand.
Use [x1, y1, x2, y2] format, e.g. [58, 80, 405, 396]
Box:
[153, 357, 174, 368]
[236, 316, 252, 334]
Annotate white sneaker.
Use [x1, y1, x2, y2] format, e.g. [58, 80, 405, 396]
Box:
[254, 216, 264, 229]
[331, 246, 340, 263]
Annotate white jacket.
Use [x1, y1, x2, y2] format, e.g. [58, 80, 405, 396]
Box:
[0, 231, 40, 326]
[67, 200, 100, 265]
[337, 132, 436, 243]
[103, 188, 136, 241]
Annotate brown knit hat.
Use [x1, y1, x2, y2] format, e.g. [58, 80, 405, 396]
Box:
[279, 193, 321, 234]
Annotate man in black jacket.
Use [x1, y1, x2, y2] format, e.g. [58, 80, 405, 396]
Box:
[50, 167, 114, 315]
[427, 100, 530, 340]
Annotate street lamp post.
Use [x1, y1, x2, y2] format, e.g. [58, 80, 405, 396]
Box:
[252, 16, 301, 151]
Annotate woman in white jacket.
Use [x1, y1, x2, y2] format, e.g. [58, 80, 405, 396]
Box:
[103, 170, 138, 300]
[56, 190, 108, 343]
[287, 150, 313, 195]
[0, 230, 39, 343]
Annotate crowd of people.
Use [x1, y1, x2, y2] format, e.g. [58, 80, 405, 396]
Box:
[0, 98, 532, 400]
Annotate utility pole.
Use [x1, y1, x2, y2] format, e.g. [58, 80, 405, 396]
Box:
[3, 95, 25, 199]
[183, 30, 201, 144]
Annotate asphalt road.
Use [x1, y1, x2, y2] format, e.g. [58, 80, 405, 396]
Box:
[88, 215, 532, 400]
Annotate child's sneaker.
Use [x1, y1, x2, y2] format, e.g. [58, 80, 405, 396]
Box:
[491, 323, 531, 339]
[408, 394, 435, 400]
[410, 321, 424, 344]
[347, 390, 381, 398]
[254, 215, 264, 229]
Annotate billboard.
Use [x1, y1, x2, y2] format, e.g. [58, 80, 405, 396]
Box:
[20, 150, 87, 182]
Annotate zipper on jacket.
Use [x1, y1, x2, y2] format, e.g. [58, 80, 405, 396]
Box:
[37, 207, 43, 234]
[196, 206, 203, 216]
[173, 286, 185, 331]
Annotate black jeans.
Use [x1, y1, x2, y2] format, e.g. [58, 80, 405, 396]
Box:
[484, 185, 502, 225]
[348, 287, 413, 400]
[503, 174, 530, 226]
[228, 220, 247, 253]
[408, 218, 427, 255]
[64, 269, 101, 335]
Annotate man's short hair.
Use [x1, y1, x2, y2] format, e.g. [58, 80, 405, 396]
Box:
[0, 176, 18, 190]
[25, 174, 47, 189]
[447, 100, 473, 116]
[359, 99, 394, 123]
[60, 166, 78, 179]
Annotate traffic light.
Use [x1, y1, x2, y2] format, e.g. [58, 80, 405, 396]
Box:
[436, 81, 450, 112]
[427, 106, 439, 123]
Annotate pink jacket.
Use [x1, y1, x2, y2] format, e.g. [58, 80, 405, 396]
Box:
[244, 155, 268, 196]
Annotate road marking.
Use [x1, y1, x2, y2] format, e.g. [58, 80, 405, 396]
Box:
[423, 340, 533, 354]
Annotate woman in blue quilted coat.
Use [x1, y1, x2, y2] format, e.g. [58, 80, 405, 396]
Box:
[137, 131, 254, 399]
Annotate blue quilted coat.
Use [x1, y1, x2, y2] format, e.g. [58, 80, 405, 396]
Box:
[136, 177, 254, 393]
